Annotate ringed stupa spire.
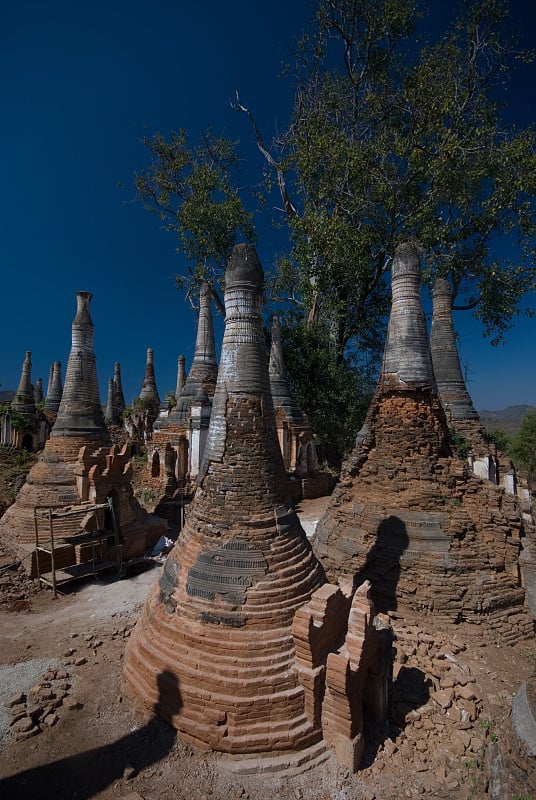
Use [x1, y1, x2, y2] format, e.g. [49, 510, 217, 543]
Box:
[430, 278, 479, 422]
[138, 347, 160, 409]
[34, 378, 43, 405]
[105, 378, 120, 426]
[11, 352, 36, 416]
[44, 361, 63, 412]
[125, 243, 325, 753]
[52, 292, 108, 438]
[113, 361, 126, 416]
[175, 355, 186, 403]
[269, 315, 303, 423]
[381, 242, 436, 392]
[172, 281, 218, 422]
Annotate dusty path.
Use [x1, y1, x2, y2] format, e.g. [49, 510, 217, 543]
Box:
[0, 498, 535, 800]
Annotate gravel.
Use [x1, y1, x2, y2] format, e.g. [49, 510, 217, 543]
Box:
[0, 657, 61, 742]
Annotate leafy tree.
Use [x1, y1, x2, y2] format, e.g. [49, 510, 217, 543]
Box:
[279, 319, 375, 465]
[509, 408, 536, 479]
[487, 428, 512, 453]
[134, 129, 256, 309]
[237, 0, 535, 356]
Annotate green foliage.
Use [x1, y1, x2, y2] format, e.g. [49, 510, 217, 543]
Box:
[135, 129, 256, 302]
[132, 396, 159, 415]
[0, 445, 36, 507]
[509, 408, 536, 479]
[278, 0, 536, 351]
[165, 392, 177, 410]
[0, 403, 9, 417]
[279, 320, 375, 466]
[449, 426, 471, 460]
[9, 411, 35, 431]
[487, 428, 512, 453]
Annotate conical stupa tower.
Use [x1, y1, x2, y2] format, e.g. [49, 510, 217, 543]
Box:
[430, 278, 479, 422]
[269, 316, 321, 481]
[168, 281, 218, 423]
[125, 244, 325, 752]
[105, 378, 120, 426]
[44, 361, 63, 412]
[11, 352, 36, 416]
[138, 348, 160, 409]
[113, 361, 126, 416]
[314, 243, 531, 642]
[0, 293, 111, 558]
[269, 316, 304, 423]
[52, 292, 107, 438]
[34, 378, 43, 405]
[175, 355, 186, 403]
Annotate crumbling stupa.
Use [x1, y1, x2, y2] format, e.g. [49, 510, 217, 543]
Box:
[44, 360, 63, 413]
[314, 243, 533, 644]
[0, 292, 165, 575]
[125, 245, 389, 770]
[148, 282, 219, 492]
[124, 245, 325, 751]
[269, 315, 333, 500]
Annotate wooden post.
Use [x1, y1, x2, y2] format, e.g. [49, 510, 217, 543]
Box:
[48, 509, 57, 599]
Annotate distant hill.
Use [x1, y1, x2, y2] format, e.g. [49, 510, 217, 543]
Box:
[0, 390, 15, 403]
[479, 404, 533, 436]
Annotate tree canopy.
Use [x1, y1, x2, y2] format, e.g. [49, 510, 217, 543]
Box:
[134, 0, 535, 463]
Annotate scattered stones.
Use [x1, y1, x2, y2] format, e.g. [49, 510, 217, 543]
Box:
[123, 764, 138, 780]
[5, 691, 26, 707]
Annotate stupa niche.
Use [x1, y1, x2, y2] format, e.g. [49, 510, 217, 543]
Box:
[314, 243, 533, 644]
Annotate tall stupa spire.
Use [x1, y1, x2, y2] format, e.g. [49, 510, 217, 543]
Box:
[269, 315, 303, 423]
[125, 243, 324, 754]
[138, 347, 160, 409]
[11, 352, 36, 415]
[171, 281, 218, 422]
[44, 361, 63, 412]
[381, 242, 436, 391]
[52, 292, 108, 438]
[175, 355, 186, 402]
[113, 361, 126, 415]
[34, 378, 43, 404]
[105, 378, 120, 426]
[430, 278, 479, 421]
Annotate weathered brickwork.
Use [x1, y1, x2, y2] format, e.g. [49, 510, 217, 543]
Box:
[124, 245, 327, 755]
[314, 244, 533, 645]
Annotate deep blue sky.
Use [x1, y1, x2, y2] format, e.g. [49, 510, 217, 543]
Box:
[0, 0, 534, 412]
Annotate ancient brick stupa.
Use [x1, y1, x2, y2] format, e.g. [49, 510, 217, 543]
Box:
[138, 347, 161, 412]
[124, 244, 328, 753]
[44, 360, 63, 414]
[269, 316, 333, 500]
[314, 243, 532, 643]
[0, 292, 165, 571]
[171, 280, 218, 422]
[148, 282, 219, 492]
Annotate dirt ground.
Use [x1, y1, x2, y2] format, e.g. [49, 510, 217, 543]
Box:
[1, 497, 535, 800]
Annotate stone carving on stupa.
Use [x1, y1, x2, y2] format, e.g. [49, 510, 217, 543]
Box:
[124, 244, 387, 771]
[0, 291, 166, 576]
[314, 243, 533, 644]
